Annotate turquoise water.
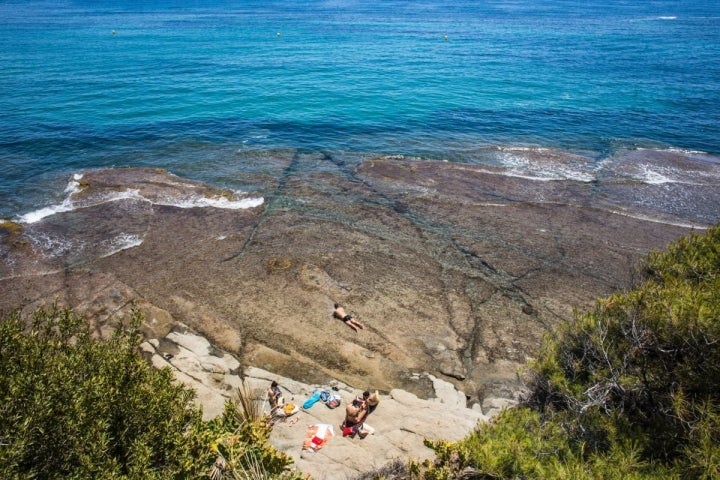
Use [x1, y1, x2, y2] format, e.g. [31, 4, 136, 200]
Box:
[1, 0, 719, 219]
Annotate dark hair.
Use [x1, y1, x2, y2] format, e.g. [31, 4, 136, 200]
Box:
[363, 390, 370, 398]
[271, 381, 278, 388]
[334, 303, 339, 309]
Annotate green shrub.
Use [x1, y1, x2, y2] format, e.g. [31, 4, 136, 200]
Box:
[0, 304, 208, 478]
[420, 224, 720, 479]
[0, 304, 303, 480]
[526, 225, 720, 463]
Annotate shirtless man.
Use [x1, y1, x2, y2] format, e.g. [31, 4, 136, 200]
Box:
[344, 398, 374, 437]
[333, 303, 365, 332]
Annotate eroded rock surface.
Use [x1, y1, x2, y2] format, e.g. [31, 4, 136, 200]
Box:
[140, 328, 490, 479]
[0, 152, 710, 404]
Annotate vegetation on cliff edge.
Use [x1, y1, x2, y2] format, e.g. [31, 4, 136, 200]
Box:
[0, 305, 304, 479]
[415, 224, 720, 479]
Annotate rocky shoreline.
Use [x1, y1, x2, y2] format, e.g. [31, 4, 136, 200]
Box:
[140, 327, 503, 479]
[1, 152, 708, 404]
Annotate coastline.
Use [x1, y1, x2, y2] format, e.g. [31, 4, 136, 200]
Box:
[3, 2, 719, 474]
[1, 155, 713, 404]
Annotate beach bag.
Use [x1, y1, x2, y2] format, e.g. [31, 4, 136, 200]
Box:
[319, 390, 331, 402]
[325, 394, 341, 409]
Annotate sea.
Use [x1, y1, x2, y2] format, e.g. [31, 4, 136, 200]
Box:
[1, 0, 719, 227]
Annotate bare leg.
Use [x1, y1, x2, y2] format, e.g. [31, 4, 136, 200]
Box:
[359, 422, 374, 437]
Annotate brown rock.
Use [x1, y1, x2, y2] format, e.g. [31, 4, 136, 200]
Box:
[0, 154, 707, 402]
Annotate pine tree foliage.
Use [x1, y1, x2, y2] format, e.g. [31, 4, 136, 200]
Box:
[418, 224, 720, 479]
[0, 305, 303, 480]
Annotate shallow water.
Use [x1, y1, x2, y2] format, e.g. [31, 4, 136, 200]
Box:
[1, 0, 719, 225]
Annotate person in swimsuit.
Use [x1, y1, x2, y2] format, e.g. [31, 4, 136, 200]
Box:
[362, 389, 380, 415]
[343, 398, 375, 438]
[267, 380, 284, 413]
[333, 303, 365, 332]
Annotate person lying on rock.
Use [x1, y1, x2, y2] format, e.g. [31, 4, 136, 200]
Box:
[333, 303, 365, 332]
[343, 398, 374, 438]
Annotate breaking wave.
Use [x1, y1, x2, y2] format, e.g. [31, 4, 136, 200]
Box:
[18, 173, 264, 225]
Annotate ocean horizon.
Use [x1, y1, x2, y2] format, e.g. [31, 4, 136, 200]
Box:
[1, 0, 719, 225]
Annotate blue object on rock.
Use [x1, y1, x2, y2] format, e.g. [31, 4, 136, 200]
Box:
[302, 390, 322, 409]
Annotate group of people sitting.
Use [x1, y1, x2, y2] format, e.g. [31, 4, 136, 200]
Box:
[266, 303, 377, 437]
[342, 389, 380, 438]
[267, 380, 381, 439]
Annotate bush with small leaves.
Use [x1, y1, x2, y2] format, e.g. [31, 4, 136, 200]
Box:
[0, 305, 209, 478]
[419, 224, 720, 479]
[0, 305, 305, 480]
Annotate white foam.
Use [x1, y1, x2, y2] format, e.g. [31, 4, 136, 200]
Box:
[497, 146, 550, 153]
[636, 165, 675, 184]
[504, 169, 595, 182]
[19, 176, 86, 224]
[634, 146, 713, 159]
[17, 178, 264, 224]
[161, 195, 264, 210]
[20, 189, 149, 224]
[64, 174, 83, 195]
[626, 163, 716, 186]
[657, 16, 677, 20]
[662, 147, 706, 155]
[19, 200, 76, 224]
[498, 152, 596, 182]
[99, 233, 144, 258]
[27, 231, 81, 258]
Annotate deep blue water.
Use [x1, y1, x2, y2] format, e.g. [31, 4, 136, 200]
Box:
[1, 0, 719, 219]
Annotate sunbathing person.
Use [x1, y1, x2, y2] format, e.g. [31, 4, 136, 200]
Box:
[333, 303, 365, 332]
[267, 380, 284, 413]
[363, 389, 380, 415]
[343, 398, 374, 438]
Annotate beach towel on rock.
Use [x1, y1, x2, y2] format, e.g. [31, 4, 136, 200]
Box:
[302, 390, 322, 410]
[302, 424, 334, 452]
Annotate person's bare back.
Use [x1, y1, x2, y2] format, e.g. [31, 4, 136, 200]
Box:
[333, 303, 364, 332]
[343, 398, 374, 437]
